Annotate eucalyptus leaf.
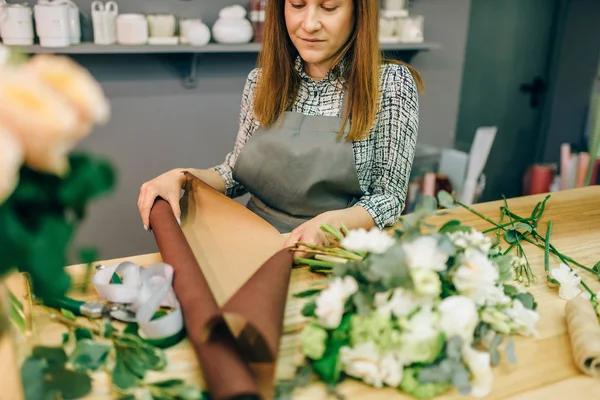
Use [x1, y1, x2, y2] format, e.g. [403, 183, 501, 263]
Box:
[437, 190, 456, 209]
[490, 334, 504, 366]
[504, 228, 518, 244]
[45, 365, 92, 399]
[505, 337, 517, 364]
[69, 339, 110, 372]
[112, 351, 141, 390]
[352, 291, 371, 315]
[438, 219, 461, 233]
[418, 195, 438, 212]
[445, 336, 463, 360]
[516, 223, 532, 233]
[451, 364, 472, 395]
[494, 255, 514, 283]
[32, 346, 67, 366]
[515, 293, 537, 310]
[368, 244, 413, 289]
[21, 356, 47, 400]
[437, 235, 457, 257]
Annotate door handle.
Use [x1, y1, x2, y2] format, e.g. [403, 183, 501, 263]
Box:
[520, 76, 546, 109]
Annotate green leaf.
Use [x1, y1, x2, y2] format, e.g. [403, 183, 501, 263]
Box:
[62, 332, 71, 344]
[9, 289, 27, 334]
[69, 339, 110, 372]
[32, 346, 67, 366]
[437, 190, 456, 209]
[45, 365, 92, 399]
[515, 293, 537, 310]
[505, 337, 517, 364]
[101, 319, 114, 338]
[293, 289, 322, 298]
[437, 219, 461, 233]
[148, 379, 186, 388]
[451, 363, 472, 396]
[112, 351, 141, 390]
[21, 357, 47, 400]
[301, 300, 317, 317]
[445, 336, 463, 360]
[593, 261, 600, 273]
[504, 228, 518, 244]
[503, 285, 519, 296]
[516, 223, 532, 233]
[61, 308, 77, 322]
[74, 327, 93, 341]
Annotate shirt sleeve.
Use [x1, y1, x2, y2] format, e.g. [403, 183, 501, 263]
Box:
[354, 65, 419, 228]
[210, 68, 260, 198]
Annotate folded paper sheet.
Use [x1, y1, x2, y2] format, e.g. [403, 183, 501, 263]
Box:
[565, 296, 600, 377]
[149, 171, 294, 399]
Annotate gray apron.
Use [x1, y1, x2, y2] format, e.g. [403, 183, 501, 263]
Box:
[232, 93, 363, 233]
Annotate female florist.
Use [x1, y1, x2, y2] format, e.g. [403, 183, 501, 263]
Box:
[2, 42, 600, 400]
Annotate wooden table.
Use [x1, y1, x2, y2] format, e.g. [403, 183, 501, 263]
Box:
[4, 187, 600, 399]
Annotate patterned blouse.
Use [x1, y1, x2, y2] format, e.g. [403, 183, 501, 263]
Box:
[211, 57, 419, 228]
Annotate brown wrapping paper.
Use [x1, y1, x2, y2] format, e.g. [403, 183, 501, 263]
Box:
[565, 296, 600, 377]
[148, 172, 294, 399]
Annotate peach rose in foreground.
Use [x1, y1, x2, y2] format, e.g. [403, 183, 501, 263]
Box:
[0, 125, 24, 203]
[27, 54, 110, 137]
[0, 64, 81, 176]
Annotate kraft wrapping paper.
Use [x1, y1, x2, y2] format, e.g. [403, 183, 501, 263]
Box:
[565, 296, 600, 377]
[149, 171, 294, 399]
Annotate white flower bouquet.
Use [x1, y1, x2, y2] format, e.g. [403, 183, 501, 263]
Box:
[292, 195, 539, 399]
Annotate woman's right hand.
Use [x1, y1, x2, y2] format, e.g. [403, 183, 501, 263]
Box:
[138, 168, 185, 231]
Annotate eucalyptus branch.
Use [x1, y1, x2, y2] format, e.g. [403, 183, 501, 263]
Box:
[44, 306, 105, 337]
[455, 200, 503, 228]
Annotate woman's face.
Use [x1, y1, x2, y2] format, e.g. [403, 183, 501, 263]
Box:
[284, 0, 354, 79]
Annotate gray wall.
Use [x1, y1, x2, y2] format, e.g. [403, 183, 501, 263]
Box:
[64, 0, 471, 261]
[536, 0, 600, 162]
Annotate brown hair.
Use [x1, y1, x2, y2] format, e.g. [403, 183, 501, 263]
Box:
[253, 0, 424, 142]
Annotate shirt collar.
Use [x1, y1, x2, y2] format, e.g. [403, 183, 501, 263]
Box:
[294, 55, 348, 84]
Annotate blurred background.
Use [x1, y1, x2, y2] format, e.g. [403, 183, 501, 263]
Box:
[2, 0, 598, 260]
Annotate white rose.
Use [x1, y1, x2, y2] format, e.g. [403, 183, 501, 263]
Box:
[379, 352, 404, 388]
[340, 342, 404, 388]
[376, 288, 421, 319]
[410, 268, 441, 298]
[462, 345, 493, 398]
[438, 295, 478, 343]
[505, 299, 539, 336]
[550, 263, 581, 300]
[453, 248, 499, 305]
[0, 125, 24, 204]
[341, 227, 395, 254]
[402, 236, 449, 271]
[398, 306, 442, 364]
[314, 276, 358, 329]
[340, 342, 383, 387]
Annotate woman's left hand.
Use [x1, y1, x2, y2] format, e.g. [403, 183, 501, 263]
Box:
[282, 213, 336, 259]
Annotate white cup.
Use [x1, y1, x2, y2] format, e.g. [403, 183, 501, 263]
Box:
[147, 13, 175, 38]
[116, 13, 148, 45]
[0, 4, 34, 46]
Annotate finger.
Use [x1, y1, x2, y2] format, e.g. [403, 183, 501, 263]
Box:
[139, 190, 156, 231]
[167, 194, 182, 225]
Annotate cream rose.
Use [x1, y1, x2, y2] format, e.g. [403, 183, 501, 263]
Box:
[0, 125, 24, 203]
[0, 65, 80, 176]
[26, 54, 110, 137]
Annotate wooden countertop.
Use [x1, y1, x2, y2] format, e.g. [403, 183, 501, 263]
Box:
[4, 186, 600, 399]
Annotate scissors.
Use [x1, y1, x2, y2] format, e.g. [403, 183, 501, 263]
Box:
[39, 266, 137, 323]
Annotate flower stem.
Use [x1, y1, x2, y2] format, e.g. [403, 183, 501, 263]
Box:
[544, 221, 559, 285]
[455, 200, 502, 228]
[482, 219, 533, 234]
[294, 257, 334, 270]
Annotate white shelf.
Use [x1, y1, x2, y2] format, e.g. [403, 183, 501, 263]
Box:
[16, 41, 440, 55]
